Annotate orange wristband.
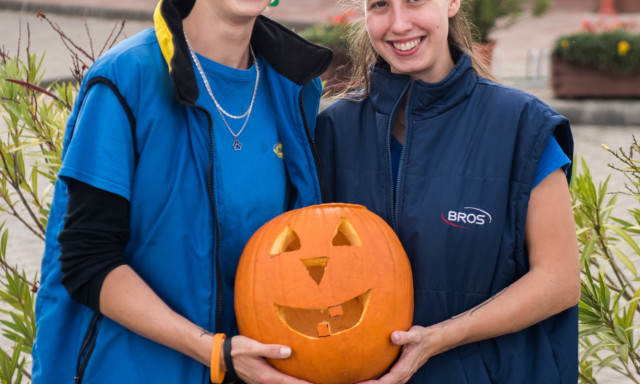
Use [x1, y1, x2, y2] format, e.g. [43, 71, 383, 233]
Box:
[210, 333, 226, 384]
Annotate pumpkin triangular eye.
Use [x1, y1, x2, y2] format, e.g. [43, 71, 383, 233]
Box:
[270, 225, 301, 256]
[332, 218, 361, 246]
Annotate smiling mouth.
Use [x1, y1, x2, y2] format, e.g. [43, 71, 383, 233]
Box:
[274, 290, 371, 338]
[391, 37, 423, 52]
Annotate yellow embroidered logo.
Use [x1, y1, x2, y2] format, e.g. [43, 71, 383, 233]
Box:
[273, 142, 284, 159]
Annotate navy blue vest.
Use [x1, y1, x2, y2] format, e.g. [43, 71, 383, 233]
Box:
[316, 55, 576, 383]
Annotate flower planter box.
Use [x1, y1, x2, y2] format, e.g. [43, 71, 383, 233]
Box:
[551, 57, 640, 98]
[618, 0, 640, 13]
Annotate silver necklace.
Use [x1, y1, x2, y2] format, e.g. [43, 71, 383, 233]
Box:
[184, 29, 260, 151]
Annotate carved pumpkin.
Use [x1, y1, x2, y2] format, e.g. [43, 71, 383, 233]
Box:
[235, 203, 414, 383]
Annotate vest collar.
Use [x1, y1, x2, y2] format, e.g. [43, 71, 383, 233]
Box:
[153, 0, 333, 106]
[369, 53, 477, 117]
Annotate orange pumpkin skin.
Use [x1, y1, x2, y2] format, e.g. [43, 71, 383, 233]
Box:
[234, 203, 414, 384]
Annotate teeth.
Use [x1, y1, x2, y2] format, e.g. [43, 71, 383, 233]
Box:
[393, 38, 420, 51]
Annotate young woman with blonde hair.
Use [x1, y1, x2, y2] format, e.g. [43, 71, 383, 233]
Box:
[316, 0, 580, 382]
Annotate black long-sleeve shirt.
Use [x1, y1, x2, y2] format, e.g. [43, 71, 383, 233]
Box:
[58, 178, 129, 312]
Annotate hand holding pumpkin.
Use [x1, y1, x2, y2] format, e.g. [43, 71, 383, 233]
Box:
[227, 335, 313, 384]
[356, 325, 442, 384]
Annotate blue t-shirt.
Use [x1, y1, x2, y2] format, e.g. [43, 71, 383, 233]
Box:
[195, 52, 290, 333]
[532, 133, 571, 187]
[391, 133, 570, 190]
[61, 52, 291, 335]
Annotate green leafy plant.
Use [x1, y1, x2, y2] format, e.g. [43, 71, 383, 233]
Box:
[464, 0, 551, 43]
[0, 46, 67, 384]
[298, 10, 356, 55]
[553, 20, 640, 76]
[298, 10, 357, 96]
[572, 137, 640, 383]
[0, 14, 124, 383]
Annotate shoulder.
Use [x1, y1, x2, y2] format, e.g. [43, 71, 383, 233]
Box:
[85, 28, 163, 85]
[77, 28, 170, 112]
[473, 78, 569, 129]
[319, 92, 369, 124]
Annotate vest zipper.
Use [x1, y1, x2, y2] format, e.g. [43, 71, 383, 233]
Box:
[196, 106, 224, 334]
[388, 83, 412, 232]
[298, 84, 328, 203]
[74, 313, 103, 383]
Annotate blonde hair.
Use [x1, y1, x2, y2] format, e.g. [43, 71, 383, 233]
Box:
[337, 0, 497, 98]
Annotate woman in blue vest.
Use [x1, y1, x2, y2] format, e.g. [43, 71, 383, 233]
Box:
[32, 0, 332, 383]
[316, 0, 580, 383]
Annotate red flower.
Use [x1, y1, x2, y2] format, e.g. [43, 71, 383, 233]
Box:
[331, 9, 355, 25]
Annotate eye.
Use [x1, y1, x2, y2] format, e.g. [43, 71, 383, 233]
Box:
[332, 218, 362, 247]
[369, 1, 388, 9]
[270, 225, 301, 256]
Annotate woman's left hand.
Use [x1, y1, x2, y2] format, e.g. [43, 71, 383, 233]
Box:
[358, 325, 434, 384]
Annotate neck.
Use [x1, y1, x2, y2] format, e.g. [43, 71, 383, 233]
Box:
[183, 1, 255, 69]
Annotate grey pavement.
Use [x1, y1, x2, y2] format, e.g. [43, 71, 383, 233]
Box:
[2, 0, 640, 126]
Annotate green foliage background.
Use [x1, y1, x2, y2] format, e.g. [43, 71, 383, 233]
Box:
[463, 0, 551, 43]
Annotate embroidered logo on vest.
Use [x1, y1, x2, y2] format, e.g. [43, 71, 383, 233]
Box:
[273, 142, 284, 159]
[441, 207, 492, 229]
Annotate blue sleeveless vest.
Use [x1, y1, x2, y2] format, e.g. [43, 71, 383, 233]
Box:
[316, 54, 576, 383]
[31, 5, 331, 383]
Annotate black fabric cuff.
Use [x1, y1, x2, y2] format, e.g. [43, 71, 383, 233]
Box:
[223, 336, 239, 383]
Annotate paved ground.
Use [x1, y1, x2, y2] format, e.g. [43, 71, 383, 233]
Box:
[2, 0, 640, 125]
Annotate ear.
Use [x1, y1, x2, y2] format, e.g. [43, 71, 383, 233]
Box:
[448, 0, 461, 17]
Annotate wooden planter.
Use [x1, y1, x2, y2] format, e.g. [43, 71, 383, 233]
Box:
[551, 57, 640, 99]
[618, 0, 640, 13]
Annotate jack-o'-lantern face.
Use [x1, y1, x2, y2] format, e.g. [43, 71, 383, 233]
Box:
[235, 204, 414, 384]
[270, 217, 370, 339]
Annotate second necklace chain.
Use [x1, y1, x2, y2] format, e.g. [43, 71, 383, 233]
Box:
[184, 29, 260, 151]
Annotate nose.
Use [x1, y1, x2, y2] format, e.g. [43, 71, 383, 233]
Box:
[301, 256, 329, 285]
[390, 5, 412, 34]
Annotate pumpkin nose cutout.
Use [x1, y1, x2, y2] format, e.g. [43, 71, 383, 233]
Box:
[301, 256, 329, 285]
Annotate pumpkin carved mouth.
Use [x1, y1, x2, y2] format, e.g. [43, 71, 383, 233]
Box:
[275, 290, 371, 338]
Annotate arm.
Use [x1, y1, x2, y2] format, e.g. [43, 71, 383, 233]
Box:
[61, 180, 309, 384]
[101, 267, 311, 383]
[365, 169, 581, 384]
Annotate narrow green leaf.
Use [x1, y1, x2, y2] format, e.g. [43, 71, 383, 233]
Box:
[614, 326, 629, 344]
[605, 224, 640, 261]
[623, 288, 640, 330]
[607, 245, 638, 277]
[598, 273, 610, 311]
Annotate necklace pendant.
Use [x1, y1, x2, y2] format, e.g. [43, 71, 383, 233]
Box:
[232, 138, 242, 151]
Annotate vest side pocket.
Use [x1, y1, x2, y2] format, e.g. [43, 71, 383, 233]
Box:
[74, 313, 104, 384]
